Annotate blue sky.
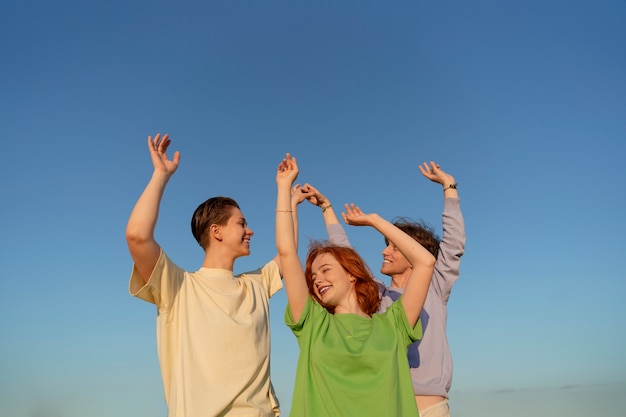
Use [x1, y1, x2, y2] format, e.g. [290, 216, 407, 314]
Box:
[1, 1, 625, 416]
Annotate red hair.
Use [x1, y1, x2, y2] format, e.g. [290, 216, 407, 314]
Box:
[304, 241, 380, 316]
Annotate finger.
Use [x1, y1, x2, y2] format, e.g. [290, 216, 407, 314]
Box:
[161, 138, 171, 153]
[156, 133, 165, 149]
[156, 134, 168, 151]
[162, 134, 171, 149]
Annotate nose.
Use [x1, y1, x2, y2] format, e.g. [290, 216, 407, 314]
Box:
[246, 227, 254, 236]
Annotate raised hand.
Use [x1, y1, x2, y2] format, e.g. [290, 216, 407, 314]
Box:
[301, 183, 329, 208]
[291, 183, 315, 206]
[276, 153, 299, 187]
[341, 203, 375, 227]
[418, 161, 456, 188]
[148, 133, 180, 176]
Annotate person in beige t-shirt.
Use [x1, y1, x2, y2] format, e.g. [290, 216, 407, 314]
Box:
[126, 133, 298, 417]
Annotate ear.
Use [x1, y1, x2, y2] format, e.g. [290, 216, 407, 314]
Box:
[210, 224, 222, 242]
[348, 274, 356, 283]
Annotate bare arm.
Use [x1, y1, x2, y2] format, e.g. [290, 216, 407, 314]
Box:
[342, 204, 435, 327]
[125, 133, 180, 283]
[272, 183, 311, 274]
[276, 154, 310, 322]
[302, 183, 352, 247]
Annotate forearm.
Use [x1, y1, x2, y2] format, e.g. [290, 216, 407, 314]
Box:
[443, 185, 458, 198]
[320, 203, 341, 225]
[322, 203, 352, 246]
[439, 198, 466, 264]
[126, 171, 171, 243]
[276, 183, 297, 256]
[291, 195, 300, 249]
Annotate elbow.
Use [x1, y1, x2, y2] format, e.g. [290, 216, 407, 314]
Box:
[419, 253, 436, 270]
[276, 244, 296, 258]
[126, 227, 151, 247]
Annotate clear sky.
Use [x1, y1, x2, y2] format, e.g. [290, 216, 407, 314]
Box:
[1, 1, 625, 416]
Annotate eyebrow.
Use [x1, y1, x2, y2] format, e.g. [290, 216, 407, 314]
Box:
[314, 262, 333, 271]
[234, 215, 247, 225]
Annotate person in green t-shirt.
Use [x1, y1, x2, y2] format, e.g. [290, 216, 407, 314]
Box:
[275, 153, 436, 417]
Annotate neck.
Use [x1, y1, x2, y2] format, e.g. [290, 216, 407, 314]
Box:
[389, 271, 410, 289]
[334, 291, 370, 317]
[202, 248, 235, 271]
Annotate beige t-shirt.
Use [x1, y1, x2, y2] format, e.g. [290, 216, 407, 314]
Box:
[130, 250, 283, 417]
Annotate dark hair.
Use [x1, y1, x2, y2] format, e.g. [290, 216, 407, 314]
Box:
[388, 217, 440, 258]
[304, 241, 380, 316]
[191, 196, 240, 250]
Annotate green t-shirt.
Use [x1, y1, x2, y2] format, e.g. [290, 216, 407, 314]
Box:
[285, 296, 421, 417]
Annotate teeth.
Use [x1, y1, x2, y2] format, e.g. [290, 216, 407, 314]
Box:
[319, 286, 330, 295]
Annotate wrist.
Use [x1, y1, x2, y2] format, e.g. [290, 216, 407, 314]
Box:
[443, 183, 458, 191]
[320, 203, 332, 213]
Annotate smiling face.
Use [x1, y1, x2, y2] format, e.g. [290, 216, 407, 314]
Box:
[304, 242, 381, 315]
[310, 253, 355, 308]
[219, 207, 254, 258]
[380, 241, 412, 277]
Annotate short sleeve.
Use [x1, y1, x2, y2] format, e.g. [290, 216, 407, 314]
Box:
[128, 250, 185, 309]
[285, 296, 314, 336]
[390, 297, 423, 347]
[239, 259, 283, 298]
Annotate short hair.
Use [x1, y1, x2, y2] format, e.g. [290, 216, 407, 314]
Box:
[389, 217, 440, 258]
[191, 196, 240, 250]
[304, 241, 381, 316]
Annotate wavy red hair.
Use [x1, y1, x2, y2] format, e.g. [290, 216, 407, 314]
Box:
[304, 241, 380, 316]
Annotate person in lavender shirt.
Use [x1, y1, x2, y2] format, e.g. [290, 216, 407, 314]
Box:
[298, 161, 466, 417]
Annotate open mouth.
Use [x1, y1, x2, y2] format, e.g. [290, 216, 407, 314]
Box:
[318, 285, 331, 296]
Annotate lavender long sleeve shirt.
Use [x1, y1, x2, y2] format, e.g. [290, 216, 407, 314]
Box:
[327, 198, 466, 397]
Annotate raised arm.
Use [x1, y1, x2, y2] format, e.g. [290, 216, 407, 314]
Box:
[301, 183, 352, 247]
[419, 161, 465, 293]
[125, 133, 180, 283]
[342, 204, 435, 327]
[271, 183, 311, 274]
[276, 154, 309, 322]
